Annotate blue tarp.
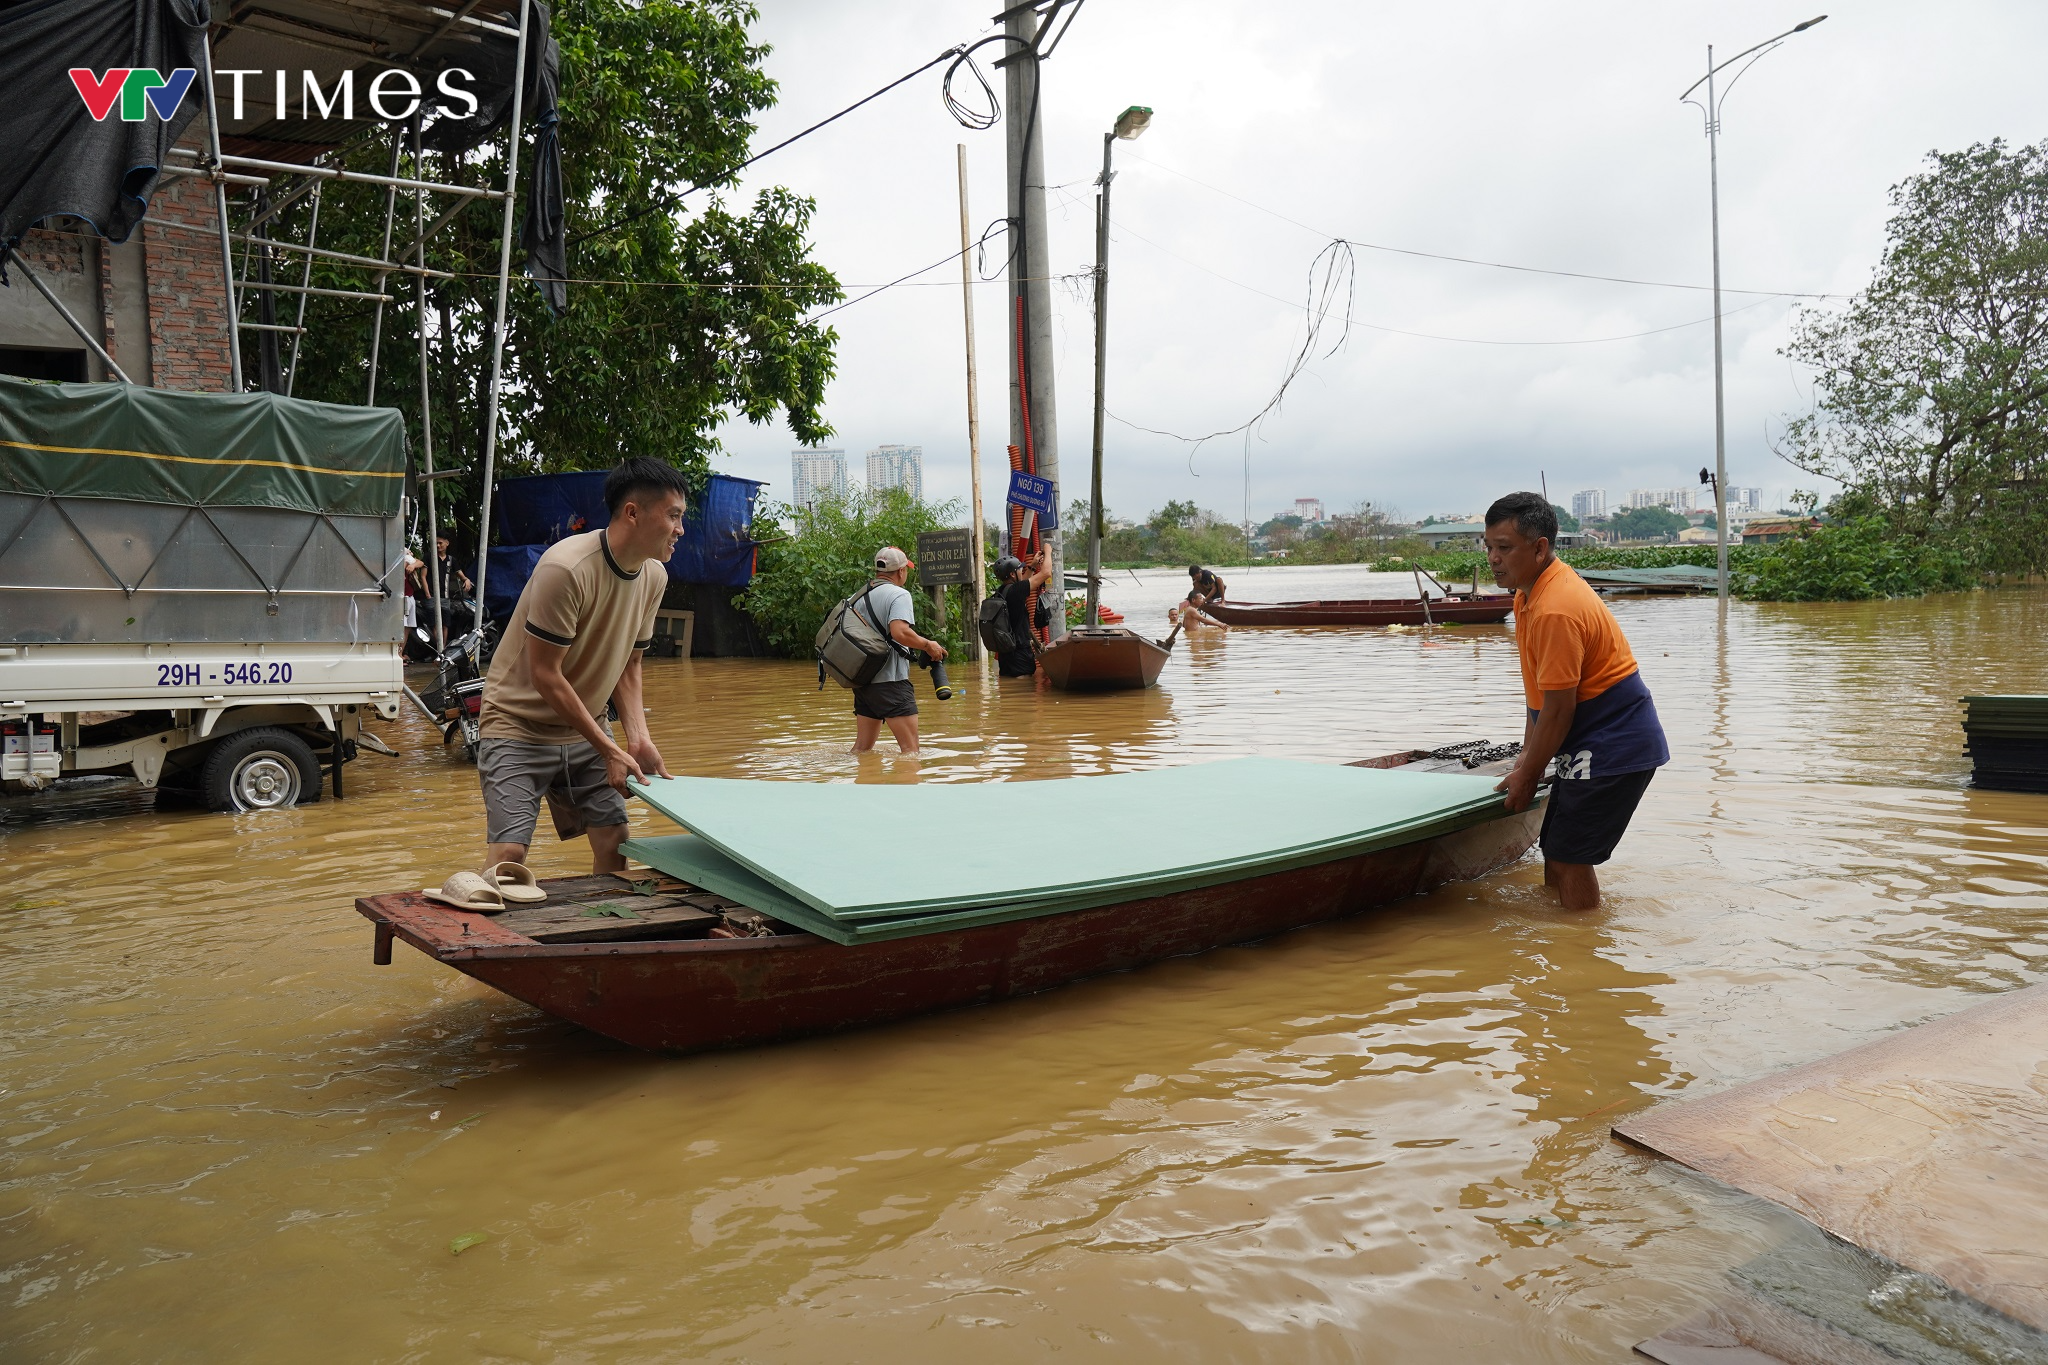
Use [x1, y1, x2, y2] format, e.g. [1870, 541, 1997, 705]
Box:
[486, 470, 766, 614]
[495, 470, 607, 546]
[484, 544, 548, 621]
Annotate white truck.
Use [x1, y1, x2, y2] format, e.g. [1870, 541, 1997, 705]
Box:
[0, 375, 407, 811]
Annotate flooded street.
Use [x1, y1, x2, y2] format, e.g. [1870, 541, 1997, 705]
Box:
[4, 565, 2046, 1362]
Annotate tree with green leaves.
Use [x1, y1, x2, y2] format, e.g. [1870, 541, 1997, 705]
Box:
[1608, 506, 1688, 541]
[738, 489, 966, 659]
[283, 0, 841, 544]
[1780, 139, 2048, 575]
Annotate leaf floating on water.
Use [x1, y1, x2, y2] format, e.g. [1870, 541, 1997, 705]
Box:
[449, 1232, 490, 1256]
[453, 1113, 483, 1129]
[579, 903, 639, 919]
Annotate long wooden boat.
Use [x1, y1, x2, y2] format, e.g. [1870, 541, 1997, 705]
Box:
[1036, 625, 1174, 691]
[353, 748, 1540, 1054]
[1205, 595, 1514, 627]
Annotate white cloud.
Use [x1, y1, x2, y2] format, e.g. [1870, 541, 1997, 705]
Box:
[705, 0, 2048, 523]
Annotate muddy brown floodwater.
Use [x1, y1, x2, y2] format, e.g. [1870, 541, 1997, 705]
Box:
[4, 566, 2046, 1363]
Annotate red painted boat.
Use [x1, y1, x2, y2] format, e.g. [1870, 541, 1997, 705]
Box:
[1205, 596, 1514, 627]
[353, 749, 1540, 1053]
[1036, 625, 1174, 691]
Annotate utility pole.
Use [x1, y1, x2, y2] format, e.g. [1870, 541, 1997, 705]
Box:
[1003, 3, 1064, 638]
[956, 143, 985, 662]
[1706, 44, 1729, 605]
[1681, 15, 1828, 606]
[1086, 106, 1150, 629]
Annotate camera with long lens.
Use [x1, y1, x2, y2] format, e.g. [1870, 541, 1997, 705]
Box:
[911, 650, 953, 700]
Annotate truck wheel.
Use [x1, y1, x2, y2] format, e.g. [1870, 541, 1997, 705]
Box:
[200, 728, 321, 813]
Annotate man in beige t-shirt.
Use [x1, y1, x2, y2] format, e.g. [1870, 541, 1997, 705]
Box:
[476, 458, 686, 875]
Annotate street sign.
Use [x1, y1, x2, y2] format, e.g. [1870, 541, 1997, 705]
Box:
[915, 529, 973, 587]
[1006, 470, 1058, 529]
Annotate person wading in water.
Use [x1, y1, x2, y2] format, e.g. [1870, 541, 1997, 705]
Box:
[1484, 491, 1668, 910]
[991, 550, 1052, 678]
[1175, 564, 1228, 628]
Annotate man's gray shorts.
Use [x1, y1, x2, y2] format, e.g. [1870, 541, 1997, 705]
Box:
[477, 737, 627, 845]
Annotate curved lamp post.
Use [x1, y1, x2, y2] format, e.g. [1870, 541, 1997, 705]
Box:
[1681, 15, 1826, 604]
[1085, 105, 1152, 627]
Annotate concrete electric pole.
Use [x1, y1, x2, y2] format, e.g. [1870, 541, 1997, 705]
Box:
[1003, 2, 1065, 639]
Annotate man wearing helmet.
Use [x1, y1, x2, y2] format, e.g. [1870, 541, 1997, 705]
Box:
[992, 549, 1052, 677]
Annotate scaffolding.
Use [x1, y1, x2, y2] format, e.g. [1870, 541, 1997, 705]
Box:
[5, 0, 540, 654]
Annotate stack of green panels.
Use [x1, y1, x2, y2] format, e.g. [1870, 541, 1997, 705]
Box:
[622, 758, 1518, 944]
[1961, 696, 2048, 793]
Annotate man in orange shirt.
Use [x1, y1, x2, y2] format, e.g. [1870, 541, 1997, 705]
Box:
[1484, 492, 1668, 910]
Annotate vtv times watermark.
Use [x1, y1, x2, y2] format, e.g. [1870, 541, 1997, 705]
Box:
[68, 67, 482, 123]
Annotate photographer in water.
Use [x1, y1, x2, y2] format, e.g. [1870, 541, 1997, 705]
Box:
[991, 550, 1052, 678]
[849, 546, 947, 755]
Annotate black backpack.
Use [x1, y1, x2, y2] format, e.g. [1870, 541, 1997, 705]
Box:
[978, 590, 1017, 653]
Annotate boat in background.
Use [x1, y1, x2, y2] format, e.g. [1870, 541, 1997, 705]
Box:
[1206, 595, 1514, 627]
[1036, 624, 1175, 691]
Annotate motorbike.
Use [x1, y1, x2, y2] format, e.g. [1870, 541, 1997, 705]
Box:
[413, 621, 496, 761]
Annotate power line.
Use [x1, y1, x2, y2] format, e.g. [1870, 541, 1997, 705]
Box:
[1108, 215, 1794, 346]
[1119, 148, 1845, 300]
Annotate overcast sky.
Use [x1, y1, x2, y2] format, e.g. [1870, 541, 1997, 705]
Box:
[701, 1, 2048, 525]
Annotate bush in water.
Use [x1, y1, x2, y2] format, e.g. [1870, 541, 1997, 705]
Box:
[737, 488, 968, 660]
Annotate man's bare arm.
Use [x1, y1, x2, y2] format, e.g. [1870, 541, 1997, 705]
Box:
[890, 618, 945, 657]
[1497, 687, 1576, 812]
[610, 652, 671, 779]
[526, 637, 643, 791]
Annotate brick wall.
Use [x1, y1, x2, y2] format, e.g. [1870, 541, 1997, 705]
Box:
[141, 171, 234, 392]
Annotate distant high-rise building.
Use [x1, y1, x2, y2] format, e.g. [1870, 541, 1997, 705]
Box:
[1571, 490, 1606, 519]
[1725, 485, 1763, 511]
[1628, 487, 1693, 513]
[866, 444, 923, 501]
[791, 448, 847, 508]
[1292, 497, 1326, 523]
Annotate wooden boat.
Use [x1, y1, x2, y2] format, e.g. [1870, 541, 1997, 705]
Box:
[1204, 595, 1514, 628]
[353, 747, 1540, 1054]
[1036, 625, 1173, 691]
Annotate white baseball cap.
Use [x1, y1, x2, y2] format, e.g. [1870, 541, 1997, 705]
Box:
[874, 546, 914, 572]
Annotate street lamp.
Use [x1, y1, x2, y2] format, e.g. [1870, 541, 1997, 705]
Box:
[1085, 106, 1153, 628]
[1680, 16, 1826, 606]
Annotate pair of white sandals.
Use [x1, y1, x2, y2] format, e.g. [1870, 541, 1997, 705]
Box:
[423, 862, 546, 913]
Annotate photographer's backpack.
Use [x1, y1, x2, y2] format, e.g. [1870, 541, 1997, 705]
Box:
[816, 584, 904, 689]
[977, 591, 1017, 654]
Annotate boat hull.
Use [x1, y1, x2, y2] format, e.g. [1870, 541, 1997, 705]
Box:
[1036, 626, 1171, 690]
[1205, 596, 1513, 627]
[356, 799, 1541, 1054]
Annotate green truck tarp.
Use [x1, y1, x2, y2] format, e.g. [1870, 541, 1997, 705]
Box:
[623, 758, 1521, 945]
[0, 376, 407, 517]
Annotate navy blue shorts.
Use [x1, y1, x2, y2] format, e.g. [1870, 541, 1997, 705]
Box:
[1538, 768, 1655, 865]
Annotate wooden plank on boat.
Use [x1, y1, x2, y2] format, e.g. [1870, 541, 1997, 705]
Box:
[494, 894, 721, 944]
[1614, 983, 2048, 1333]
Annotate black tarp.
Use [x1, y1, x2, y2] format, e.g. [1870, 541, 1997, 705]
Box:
[431, 0, 565, 317]
[520, 11, 567, 318]
[0, 0, 211, 251]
